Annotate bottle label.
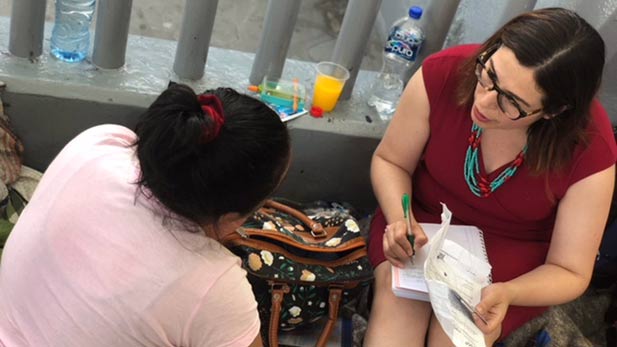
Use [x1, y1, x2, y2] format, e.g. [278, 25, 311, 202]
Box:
[384, 26, 423, 62]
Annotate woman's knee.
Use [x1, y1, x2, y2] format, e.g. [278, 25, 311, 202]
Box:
[365, 262, 433, 347]
[373, 261, 393, 292]
[370, 262, 432, 316]
[426, 313, 502, 347]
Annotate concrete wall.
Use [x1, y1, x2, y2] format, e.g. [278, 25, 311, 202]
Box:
[4, 92, 380, 212]
[4, 90, 381, 213]
[4, 93, 142, 171]
[0, 17, 384, 212]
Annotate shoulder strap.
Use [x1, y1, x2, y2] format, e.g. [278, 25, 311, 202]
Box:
[265, 200, 327, 238]
[316, 286, 344, 347]
[268, 283, 289, 347]
[268, 283, 344, 347]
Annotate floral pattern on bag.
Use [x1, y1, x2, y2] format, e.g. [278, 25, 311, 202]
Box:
[224, 199, 373, 345]
[243, 205, 363, 248]
[250, 279, 370, 331]
[237, 245, 372, 284]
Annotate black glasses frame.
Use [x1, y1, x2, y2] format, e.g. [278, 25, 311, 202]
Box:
[475, 47, 544, 120]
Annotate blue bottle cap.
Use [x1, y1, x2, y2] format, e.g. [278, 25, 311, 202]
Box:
[409, 6, 423, 19]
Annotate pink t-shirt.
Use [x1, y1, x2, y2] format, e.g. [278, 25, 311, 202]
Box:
[0, 125, 260, 347]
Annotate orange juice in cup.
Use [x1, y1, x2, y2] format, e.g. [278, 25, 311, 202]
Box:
[312, 62, 350, 112]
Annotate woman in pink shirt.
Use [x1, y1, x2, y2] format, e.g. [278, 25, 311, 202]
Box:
[0, 83, 290, 347]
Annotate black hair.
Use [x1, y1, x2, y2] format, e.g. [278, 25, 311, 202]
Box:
[133, 83, 290, 226]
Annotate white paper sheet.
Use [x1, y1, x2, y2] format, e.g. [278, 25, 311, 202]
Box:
[424, 204, 491, 347]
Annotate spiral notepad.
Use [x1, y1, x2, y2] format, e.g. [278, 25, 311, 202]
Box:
[391, 223, 491, 301]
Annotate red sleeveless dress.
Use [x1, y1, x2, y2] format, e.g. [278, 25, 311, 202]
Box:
[368, 44, 617, 338]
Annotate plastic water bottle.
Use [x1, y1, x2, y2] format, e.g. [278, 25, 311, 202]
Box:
[50, 0, 96, 63]
[368, 6, 425, 121]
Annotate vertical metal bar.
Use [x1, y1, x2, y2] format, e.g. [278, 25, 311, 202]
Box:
[495, 0, 537, 28]
[331, 0, 383, 100]
[412, 0, 461, 81]
[601, 54, 617, 124]
[9, 0, 47, 59]
[598, 5, 617, 124]
[248, 0, 301, 85]
[572, 0, 617, 58]
[173, 0, 219, 80]
[92, 0, 133, 69]
[598, 3, 617, 65]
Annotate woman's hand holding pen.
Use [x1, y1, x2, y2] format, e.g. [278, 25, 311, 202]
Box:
[473, 282, 512, 336]
[383, 221, 428, 268]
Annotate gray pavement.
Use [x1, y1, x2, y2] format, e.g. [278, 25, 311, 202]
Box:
[0, 0, 384, 71]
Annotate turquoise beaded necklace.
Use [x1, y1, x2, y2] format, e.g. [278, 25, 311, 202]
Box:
[464, 123, 526, 197]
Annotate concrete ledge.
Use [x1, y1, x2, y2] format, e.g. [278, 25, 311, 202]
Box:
[0, 16, 385, 211]
[0, 17, 388, 138]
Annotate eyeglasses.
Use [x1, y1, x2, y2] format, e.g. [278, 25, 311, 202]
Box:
[475, 48, 544, 120]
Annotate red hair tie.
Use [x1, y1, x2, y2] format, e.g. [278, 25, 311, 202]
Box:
[197, 94, 225, 142]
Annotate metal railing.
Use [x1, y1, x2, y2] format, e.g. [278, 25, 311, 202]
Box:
[92, 0, 132, 69]
[9, 0, 46, 60]
[6, 0, 617, 107]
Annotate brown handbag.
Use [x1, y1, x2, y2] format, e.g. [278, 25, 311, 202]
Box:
[222, 199, 373, 347]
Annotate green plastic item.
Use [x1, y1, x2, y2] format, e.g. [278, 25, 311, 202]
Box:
[401, 193, 415, 254]
[258, 78, 306, 111]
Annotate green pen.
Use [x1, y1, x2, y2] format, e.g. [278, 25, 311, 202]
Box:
[401, 193, 415, 258]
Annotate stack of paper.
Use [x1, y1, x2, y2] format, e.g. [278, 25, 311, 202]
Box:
[395, 204, 492, 347]
[391, 223, 489, 301]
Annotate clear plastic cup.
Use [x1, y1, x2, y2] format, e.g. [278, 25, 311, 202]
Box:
[311, 62, 350, 112]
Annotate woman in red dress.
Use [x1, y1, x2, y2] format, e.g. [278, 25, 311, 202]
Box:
[364, 8, 617, 347]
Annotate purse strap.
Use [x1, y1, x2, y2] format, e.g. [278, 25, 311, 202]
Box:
[267, 283, 344, 347]
[265, 200, 327, 238]
[268, 283, 289, 347]
[316, 286, 344, 347]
